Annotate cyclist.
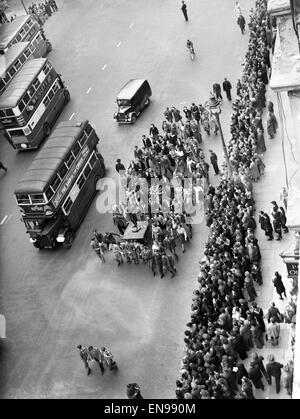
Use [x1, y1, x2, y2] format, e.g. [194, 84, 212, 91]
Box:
[186, 39, 195, 55]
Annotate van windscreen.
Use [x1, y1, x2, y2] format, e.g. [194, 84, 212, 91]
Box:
[117, 99, 131, 107]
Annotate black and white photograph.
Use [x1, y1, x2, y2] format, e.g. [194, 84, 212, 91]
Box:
[0, 0, 299, 404]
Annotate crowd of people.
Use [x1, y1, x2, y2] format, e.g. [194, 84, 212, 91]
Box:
[176, 0, 293, 399]
[28, 0, 58, 25]
[77, 344, 118, 376]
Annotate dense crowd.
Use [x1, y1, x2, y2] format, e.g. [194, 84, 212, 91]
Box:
[28, 0, 58, 25]
[176, 0, 293, 399]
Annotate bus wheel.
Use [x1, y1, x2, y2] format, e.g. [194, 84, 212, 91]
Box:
[64, 89, 71, 102]
[131, 113, 137, 124]
[64, 230, 74, 248]
[33, 241, 42, 249]
[43, 122, 51, 137]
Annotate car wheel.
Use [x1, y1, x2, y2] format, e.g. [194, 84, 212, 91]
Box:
[43, 122, 51, 136]
[131, 114, 137, 124]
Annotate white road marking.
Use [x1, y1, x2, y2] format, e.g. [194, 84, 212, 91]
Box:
[86, 87, 92, 94]
[1, 215, 8, 225]
[116, 41, 122, 48]
[102, 64, 107, 70]
[69, 112, 75, 120]
[129, 23, 134, 29]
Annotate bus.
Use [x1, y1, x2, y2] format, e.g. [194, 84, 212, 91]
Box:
[14, 120, 106, 249]
[0, 58, 70, 150]
[0, 15, 51, 57]
[0, 42, 35, 94]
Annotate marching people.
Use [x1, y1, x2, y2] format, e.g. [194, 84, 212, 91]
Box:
[272, 272, 287, 300]
[237, 14, 246, 34]
[209, 149, 219, 175]
[222, 78, 232, 101]
[77, 345, 92, 375]
[266, 355, 283, 394]
[88, 346, 105, 374]
[101, 347, 118, 371]
[213, 83, 223, 100]
[266, 317, 281, 346]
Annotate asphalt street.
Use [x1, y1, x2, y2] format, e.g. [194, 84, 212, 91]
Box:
[0, 0, 253, 398]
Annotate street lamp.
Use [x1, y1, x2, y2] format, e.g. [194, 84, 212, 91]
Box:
[205, 95, 232, 177]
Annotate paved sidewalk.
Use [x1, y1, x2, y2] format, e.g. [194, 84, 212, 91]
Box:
[243, 89, 295, 399]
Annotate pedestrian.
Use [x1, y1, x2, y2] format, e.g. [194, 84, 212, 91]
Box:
[88, 346, 105, 374]
[244, 271, 257, 302]
[237, 14, 246, 34]
[127, 383, 143, 399]
[177, 224, 187, 253]
[283, 360, 293, 396]
[266, 354, 283, 394]
[278, 206, 289, 233]
[213, 83, 223, 100]
[76, 345, 91, 375]
[0, 161, 7, 174]
[266, 317, 280, 346]
[181, 0, 188, 22]
[267, 302, 283, 324]
[241, 376, 255, 399]
[90, 237, 106, 263]
[264, 213, 274, 240]
[251, 352, 269, 383]
[115, 158, 125, 174]
[236, 362, 249, 385]
[272, 272, 287, 300]
[272, 211, 282, 241]
[149, 123, 159, 141]
[267, 111, 278, 139]
[256, 127, 266, 153]
[190, 103, 201, 124]
[164, 107, 173, 123]
[280, 186, 288, 211]
[101, 346, 118, 371]
[248, 361, 265, 390]
[223, 78, 232, 101]
[209, 149, 219, 175]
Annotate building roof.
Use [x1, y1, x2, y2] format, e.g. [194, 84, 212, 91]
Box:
[0, 42, 31, 78]
[0, 15, 31, 50]
[0, 58, 47, 109]
[15, 121, 89, 195]
[116, 79, 147, 100]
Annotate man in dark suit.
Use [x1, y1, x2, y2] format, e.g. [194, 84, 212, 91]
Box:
[213, 83, 223, 100]
[223, 78, 232, 101]
[266, 355, 283, 393]
[115, 159, 125, 174]
[209, 149, 219, 175]
[181, 1, 188, 21]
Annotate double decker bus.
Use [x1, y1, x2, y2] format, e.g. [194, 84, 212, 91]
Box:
[0, 42, 35, 94]
[0, 58, 70, 150]
[14, 120, 106, 249]
[0, 15, 51, 57]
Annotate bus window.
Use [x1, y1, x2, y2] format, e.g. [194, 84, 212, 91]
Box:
[10, 129, 24, 137]
[78, 132, 87, 147]
[50, 175, 61, 192]
[20, 54, 26, 64]
[89, 154, 97, 167]
[16, 34, 22, 42]
[24, 24, 29, 31]
[33, 78, 40, 90]
[84, 165, 91, 179]
[9, 67, 16, 77]
[77, 175, 85, 189]
[66, 153, 75, 168]
[0, 110, 5, 118]
[30, 28, 35, 36]
[24, 48, 31, 58]
[19, 101, 25, 112]
[46, 187, 54, 201]
[0, 80, 5, 91]
[15, 61, 22, 70]
[20, 29, 26, 38]
[85, 124, 93, 136]
[43, 96, 50, 107]
[22, 93, 30, 105]
[53, 82, 59, 93]
[73, 142, 80, 157]
[16, 194, 30, 204]
[4, 73, 10, 84]
[25, 220, 44, 231]
[6, 109, 14, 117]
[63, 197, 73, 215]
[48, 90, 54, 100]
[59, 164, 68, 179]
[31, 194, 45, 204]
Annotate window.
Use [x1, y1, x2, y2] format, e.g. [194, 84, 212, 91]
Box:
[16, 34, 22, 42]
[63, 197, 73, 214]
[19, 101, 25, 112]
[4, 73, 10, 84]
[6, 109, 14, 117]
[20, 29, 25, 37]
[53, 82, 59, 93]
[14, 60, 21, 70]
[10, 129, 24, 137]
[31, 194, 45, 204]
[24, 49, 31, 58]
[46, 187, 54, 200]
[9, 67, 16, 77]
[73, 142, 80, 157]
[78, 132, 87, 147]
[59, 164, 68, 179]
[20, 54, 26, 64]
[89, 154, 97, 167]
[30, 28, 35, 36]
[16, 193, 30, 204]
[33, 79, 40, 89]
[77, 175, 85, 189]
[84, 165, 91, 178]
[22, 93, 30, 105]
[48, 89, 54, 100]
[28, 86, 35, 97]
[66, 153, 75, 168]
[0, 80, 5, 91]
[50, 175, 61, 192]
[0, 110, 5, 118]
[43, 96, 50, 107]
[24, 24, 29, 32]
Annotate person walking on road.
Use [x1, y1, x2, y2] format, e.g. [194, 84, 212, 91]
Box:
[209, 149, 219, 175]
[88, 346, 105, 374]
[213, 83, 223, 100]
[181, 1, 188, 21]
[77, 345, 92, 375]
[248, 361, 265, 390]
[266, 354, 283, 394]
[101, 346, 118, 371]
[267, 111, 278, 139]
[127, 383, 143, 399]
[237, 14, 246, 34]
[251, 352, 269, 383]
[223, 78, 232, 101]
[267, 302, 282, 323]
[115, 159, 125, 174]
[272, 272, 287, 300]
[267, 317, 280, 346]
[0, 161, 7, 174]
[90, 237, 106, 263]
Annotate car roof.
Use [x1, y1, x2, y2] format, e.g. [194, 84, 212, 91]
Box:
[14, 121, 89, 194]
[116, 79, 148, 100]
